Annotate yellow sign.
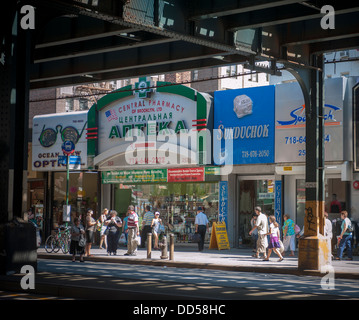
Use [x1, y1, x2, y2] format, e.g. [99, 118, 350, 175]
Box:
[283, 166, 293, 171]
[209, 221, 230, 250]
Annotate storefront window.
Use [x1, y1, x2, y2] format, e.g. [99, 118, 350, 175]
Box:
[296, 179, 306, 230]
[114, 182, 219, 243]
[53, 172, 98, 228]
[238, 179, 275, 244]
[296, 178, 347, 230]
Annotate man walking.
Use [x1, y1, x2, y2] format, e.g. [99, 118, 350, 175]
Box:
[141, 205, 154, 248]
[249, 206, 268, 259]
[195, 206, 209, 252]
[125, 205, 140, 256]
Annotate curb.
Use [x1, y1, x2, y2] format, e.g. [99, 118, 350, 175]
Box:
[37, 253, 359, 280]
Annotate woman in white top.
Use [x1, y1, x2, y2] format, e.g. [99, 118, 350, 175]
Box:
[151, 212, 162, 250]
[264, 215, 284, 262]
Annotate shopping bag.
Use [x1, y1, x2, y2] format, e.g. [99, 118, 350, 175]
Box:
[118, 233, 126, 246]
[278, 240, 284, 253]
[192, 233, 201, 243]
[136, 235, 141, 245]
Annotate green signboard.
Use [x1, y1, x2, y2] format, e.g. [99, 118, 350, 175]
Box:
[102, 169, 167, 184]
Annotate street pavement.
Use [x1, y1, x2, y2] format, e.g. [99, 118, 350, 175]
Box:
[1, 243, 358, 301]
[36, 242, 359, 279]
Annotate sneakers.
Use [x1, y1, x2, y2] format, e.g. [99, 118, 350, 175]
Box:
[124, 252, 137, 256]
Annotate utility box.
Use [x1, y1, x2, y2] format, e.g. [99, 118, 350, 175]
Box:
[0, 218, 37, 275]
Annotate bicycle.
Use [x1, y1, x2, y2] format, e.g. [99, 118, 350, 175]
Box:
[45, 225, 71, 254]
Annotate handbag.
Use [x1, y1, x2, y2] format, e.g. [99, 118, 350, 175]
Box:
[104, 226, 110, 236]
[78, 234, 86, 247]
[192, 233, 201, 243]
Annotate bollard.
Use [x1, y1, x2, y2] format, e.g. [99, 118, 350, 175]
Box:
[147, 233, 152, 259]
[169, 233, 174, 260]
[159, 235, 168, 259]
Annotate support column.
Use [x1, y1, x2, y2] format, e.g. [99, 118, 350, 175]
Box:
[0, 4, 32, 223]
[296, 55, 330, 271]
[286, 54, 330, 271]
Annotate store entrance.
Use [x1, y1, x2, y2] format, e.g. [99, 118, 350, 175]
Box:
[237, 177, 275, 246]
[114, 182, 219, 243]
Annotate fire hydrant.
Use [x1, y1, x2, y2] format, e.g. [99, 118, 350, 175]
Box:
[159, 235, 168, 259]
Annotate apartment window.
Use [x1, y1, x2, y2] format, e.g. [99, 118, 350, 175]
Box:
[65, 99, 74, 112]
[249, 72, 258, 82]
[79, 98, 88, 111]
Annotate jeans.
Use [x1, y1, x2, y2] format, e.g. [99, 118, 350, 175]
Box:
[337, 234, 353, 259]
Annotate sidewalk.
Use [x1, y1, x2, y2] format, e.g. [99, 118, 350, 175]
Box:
[37, 243, 359, 279]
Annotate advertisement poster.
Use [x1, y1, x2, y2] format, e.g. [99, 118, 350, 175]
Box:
[275, 78, 344, 163]
[214, 86, 275, 165]
[32, 111, 88, 171]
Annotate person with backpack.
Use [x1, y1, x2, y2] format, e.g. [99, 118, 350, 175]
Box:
[335, 210, 353, 260]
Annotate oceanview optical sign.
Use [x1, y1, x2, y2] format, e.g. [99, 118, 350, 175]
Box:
[32, 111, 88, 171]
[214, 86, 275, 165]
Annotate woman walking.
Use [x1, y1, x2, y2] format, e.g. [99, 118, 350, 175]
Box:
[282, 214, 296, 256]
[264, 215, 284, 262]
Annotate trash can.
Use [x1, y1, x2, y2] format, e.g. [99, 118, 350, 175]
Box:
[0, 218, 37, 275]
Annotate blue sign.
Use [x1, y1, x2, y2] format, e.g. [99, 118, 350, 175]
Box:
[214, 86, 275, 164]
[218, 181, 228, 228]
[274, 180, 282, 228]
[69, 156, 81, 165]
[58, 155, 67, 165]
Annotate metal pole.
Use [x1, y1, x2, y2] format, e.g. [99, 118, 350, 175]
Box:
[169, 233, 174, 260]
[147, 233, 152, 259]
[66, 154, 69, 208]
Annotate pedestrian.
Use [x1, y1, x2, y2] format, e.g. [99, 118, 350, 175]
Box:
[334, 210, 353, 260]
[249, 206, 268, 259]
[104, 210, 122, 255]
[151, 212, 162, 250]
[99, 208, 109, 250]
[195, 206, 209, 252]
[141, 205, 154, 248]
[85, 209, 96, 257]
[250, 214, 258, 252]
[122, 211, 129, 246]
[282, 214, 295, 256]
[264, 215, 284, 262]
[125, 205, 140, 256]
[70, 217, 85, 262]
[324, 210, 333, 259]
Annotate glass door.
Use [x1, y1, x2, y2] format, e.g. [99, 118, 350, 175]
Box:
[237, 176, 275, 246]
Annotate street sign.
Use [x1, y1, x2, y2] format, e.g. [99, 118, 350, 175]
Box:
[58, 155, 67, 165]
[62, 140, 75, 155]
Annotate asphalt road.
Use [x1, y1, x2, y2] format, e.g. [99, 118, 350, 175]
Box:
[2, 259, 358, 301]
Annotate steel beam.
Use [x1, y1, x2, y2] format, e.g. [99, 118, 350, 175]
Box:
[188, 0, 303, 20]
